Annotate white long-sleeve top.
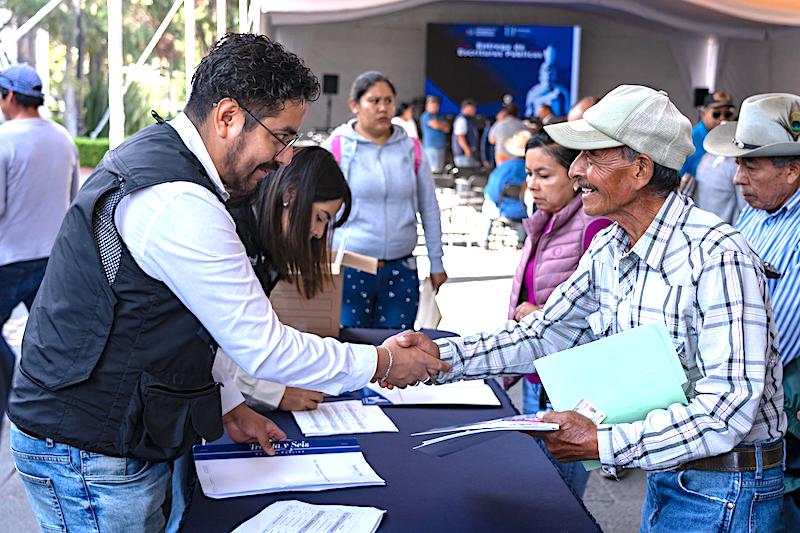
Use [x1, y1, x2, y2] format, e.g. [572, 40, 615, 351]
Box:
[114, 113, 378, 414]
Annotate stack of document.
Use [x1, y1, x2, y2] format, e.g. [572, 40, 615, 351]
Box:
[292, 400, 399, 436]
[411, 414, 559, 456]
[232, 500, 385, 533]
[361, 380, 501, 406]
[193, 439, 385, 499]
[534, 322, 688, 469]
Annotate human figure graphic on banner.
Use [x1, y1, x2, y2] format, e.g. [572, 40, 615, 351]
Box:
[524, 46, 569, 119]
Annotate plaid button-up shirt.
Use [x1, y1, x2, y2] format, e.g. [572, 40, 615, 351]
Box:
[436, 192, 786, 473]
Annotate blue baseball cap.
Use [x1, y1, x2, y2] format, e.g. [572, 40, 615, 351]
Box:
[0, 64, 44, 98]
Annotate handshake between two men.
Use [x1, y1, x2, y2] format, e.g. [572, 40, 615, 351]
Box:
[371, 331, 448, 389]
[371, 331, 600, 463]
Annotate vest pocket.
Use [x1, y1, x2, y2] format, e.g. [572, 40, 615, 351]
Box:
[121, 373, 223, 461]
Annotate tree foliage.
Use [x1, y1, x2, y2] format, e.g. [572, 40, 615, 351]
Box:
[1, 0, 239, 135]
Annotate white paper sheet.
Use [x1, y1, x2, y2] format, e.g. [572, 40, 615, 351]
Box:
[232, 500, 385, 533]
[363, 380, 501, 406]
[193, 440, 385, 499]
[410, 414, 559, 456]
[292, 400, 399, 436]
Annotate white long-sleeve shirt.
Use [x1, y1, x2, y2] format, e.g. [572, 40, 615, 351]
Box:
[114, 113, 378, 414]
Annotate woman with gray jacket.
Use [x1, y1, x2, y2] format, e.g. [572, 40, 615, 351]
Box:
[322, 71, 447, 329]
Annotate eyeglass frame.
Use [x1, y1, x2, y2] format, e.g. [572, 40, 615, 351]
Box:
[212, 98, 300, 158]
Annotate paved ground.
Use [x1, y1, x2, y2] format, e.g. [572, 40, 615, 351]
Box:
[1, 244, 646, 532]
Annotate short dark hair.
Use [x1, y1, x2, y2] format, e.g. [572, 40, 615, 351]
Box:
[349, 71, 396, 102]
[461, 98, 476, 108]
[525, 130, 579, 170]
[254, 146, 351, 299]
[621, 147, 679, 196]
[396, 102, 411, 117]
[769, 155, 800, 169]
[2, 87, 44, 108]
[185, 33, 319, 128]
[503, 103, 519, 117]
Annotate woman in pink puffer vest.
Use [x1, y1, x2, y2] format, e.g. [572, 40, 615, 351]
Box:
[506, 130, 612, 497]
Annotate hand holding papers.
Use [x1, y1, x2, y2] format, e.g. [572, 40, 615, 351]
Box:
[232, 501, 385, 533]
[193, 439, 385, 499]
[292, 400, 399, 436]
[361, 380, 500, 406]
[534, 322, 688, 469]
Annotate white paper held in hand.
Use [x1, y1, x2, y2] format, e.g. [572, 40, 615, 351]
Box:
[232, 500, 385, 533]
[292, 400, 399, 436]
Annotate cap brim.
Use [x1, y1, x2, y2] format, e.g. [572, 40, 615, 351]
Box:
[544, 119, 624, 151]
[704, 122, 800, 158]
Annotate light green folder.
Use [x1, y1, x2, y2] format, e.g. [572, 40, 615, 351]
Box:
[534, 322, 688, 470]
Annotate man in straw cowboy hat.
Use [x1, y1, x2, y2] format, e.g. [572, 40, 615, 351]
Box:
[706, 92, 800, 528]
[395, 84, 786, 531]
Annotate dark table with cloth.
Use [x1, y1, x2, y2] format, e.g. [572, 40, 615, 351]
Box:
[182, 328, 601, 532]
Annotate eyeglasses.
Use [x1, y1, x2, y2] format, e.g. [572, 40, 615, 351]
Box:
[711, 109, 735, 120]
[214, 98, 300, 158]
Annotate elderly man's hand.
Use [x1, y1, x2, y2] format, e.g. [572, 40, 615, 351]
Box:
[526, 410, 599, 462]
[371, 331, 450, 388]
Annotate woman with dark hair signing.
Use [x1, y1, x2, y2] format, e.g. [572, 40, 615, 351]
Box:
[323, 71, 447, 330]
[218, 146, 352, 413]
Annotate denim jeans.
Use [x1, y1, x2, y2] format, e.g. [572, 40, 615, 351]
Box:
[10, 423, 171, 532]
[454, 154, 480, 168]
[1, 258, 48, 429]
[424, 146, 446, 174]
[640, 453, 784, 532]
[522, 380, 590, 497]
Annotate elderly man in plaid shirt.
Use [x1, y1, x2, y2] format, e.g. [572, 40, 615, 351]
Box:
[404, 85, 786, 531]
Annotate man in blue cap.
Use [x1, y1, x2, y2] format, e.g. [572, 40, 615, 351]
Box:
[0, 63, 80, 432]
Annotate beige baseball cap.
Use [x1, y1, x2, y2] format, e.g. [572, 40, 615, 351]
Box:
[544, 84, 694, 171]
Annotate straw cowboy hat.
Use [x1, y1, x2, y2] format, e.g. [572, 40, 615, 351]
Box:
[704, 93, 800, 158]
[504, 129, 532, 158]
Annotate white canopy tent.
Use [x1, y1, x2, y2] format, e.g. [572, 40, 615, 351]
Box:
[4, 0, 799, 145]
[256, 1, 800, 129]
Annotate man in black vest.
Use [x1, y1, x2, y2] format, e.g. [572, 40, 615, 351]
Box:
[7, 33, 447, 532]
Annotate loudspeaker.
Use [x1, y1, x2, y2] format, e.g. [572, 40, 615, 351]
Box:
[323, 74, 339, 95]
[693, 87, 710, 108]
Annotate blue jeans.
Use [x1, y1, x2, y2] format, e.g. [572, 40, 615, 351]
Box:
[640, 455, 784, 532]
[340, 257, 420, 329]
[454, 154, 480, 168]
[522, 380, 590, 497]
[1, 258, 48, 426]
[10, 423, 172, 532]
[424, 146, 446, 173]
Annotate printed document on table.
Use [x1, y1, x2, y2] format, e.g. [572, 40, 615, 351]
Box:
[232, 500, 385, 533]
[361, 380, 501, 406]
[292, 400, 399, 436]
[193, 439, 385, 499]
[534, 322, 688, 470]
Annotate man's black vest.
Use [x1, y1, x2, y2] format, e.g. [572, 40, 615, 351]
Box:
[8, 121, 225, 461]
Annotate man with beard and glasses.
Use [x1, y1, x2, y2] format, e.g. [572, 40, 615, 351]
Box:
[7, 33, 447, 532]
[393, 85, 786, 532]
